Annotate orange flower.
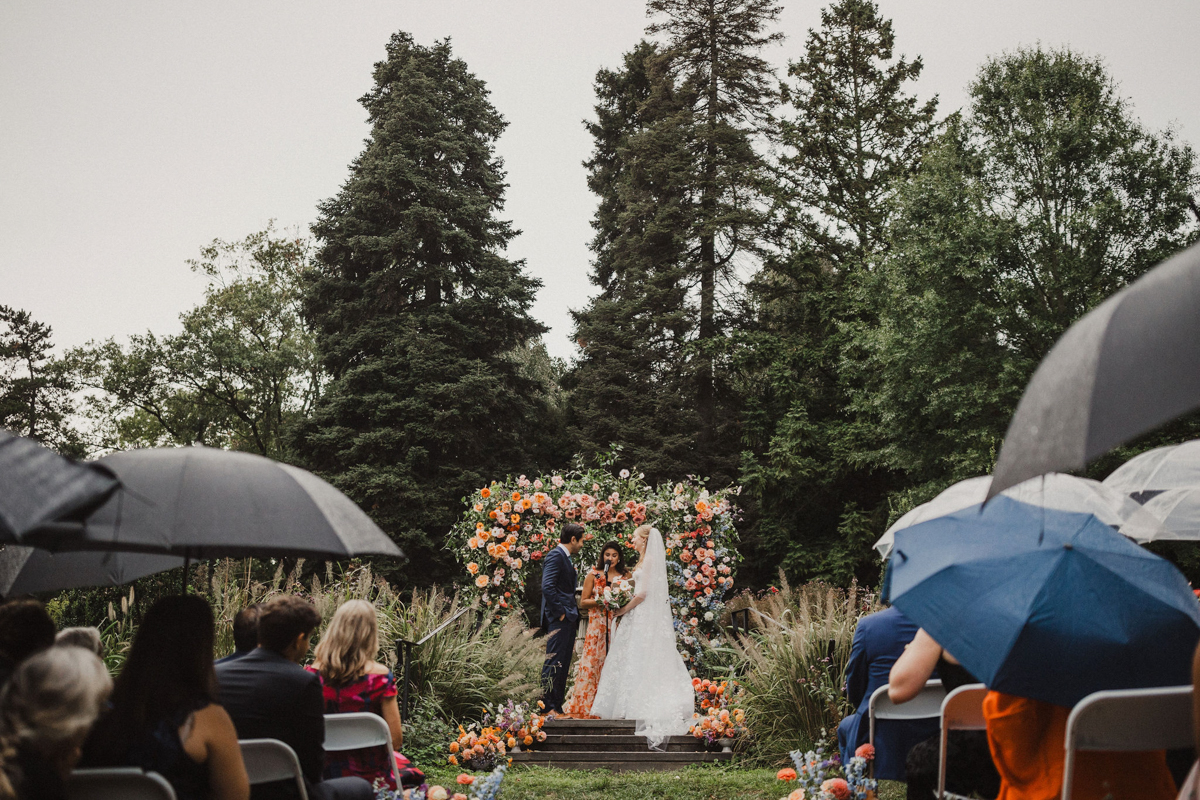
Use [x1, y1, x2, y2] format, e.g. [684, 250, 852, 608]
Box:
[511, 514, 520, 524]
[449, 742, 460, 753]
[512, 491, 522, 502]
[488, 510, 498, 520]
[523, 735, 533, 746]
[777, 767, 797, 782]
[456, 774, 474, 785]
[506, 737, 516, 748]
[501, 501, 512, 513]
[448, 754, 458, 765]
[467, 563, 479, 574]
[473, 504, 483, 512]
[475, 575, 489, 588]
[481, 488, 491, 499]
[476, 521, 485, 530]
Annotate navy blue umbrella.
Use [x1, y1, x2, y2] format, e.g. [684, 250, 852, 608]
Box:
[888, 496, 1200, 707]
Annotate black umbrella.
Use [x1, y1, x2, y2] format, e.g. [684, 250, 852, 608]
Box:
[25, 446, 403, 565]
[990, 242, 1200, 499]
[0, 431, 118, 542]
[0, 546, 184, 597]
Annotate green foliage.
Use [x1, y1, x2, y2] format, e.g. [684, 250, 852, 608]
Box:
[720, 577, 878, 765]
[73, 224, 320, 460]
[738, 0, 933, 587]
[296, 32, 551, 586]
[848, 47, 1200, 503]
[0, 306, 84, 456]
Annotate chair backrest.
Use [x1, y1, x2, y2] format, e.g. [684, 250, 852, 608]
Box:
[1062, 685, 1194, 800]
[937, 683, 988, 799]
[869, 679, 946, 746]
[239, 738, 309, 800]
[324, 712, 399, 788]
[67, 767, 177, 800]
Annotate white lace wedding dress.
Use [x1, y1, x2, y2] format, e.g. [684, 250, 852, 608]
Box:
[589, 527, 694, 749]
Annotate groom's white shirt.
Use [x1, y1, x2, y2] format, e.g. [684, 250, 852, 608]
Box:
[557, 543, 572, 560]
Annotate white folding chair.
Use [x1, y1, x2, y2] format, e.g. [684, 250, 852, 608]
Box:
[239, 738, 310, 800]
[1062, 685, 1194, 800]
[937, 683, 988, 799]
[869, 679, 946, 747]
[868, 679, 945, 780]
[324, 711, 401, 788]
[67, 767, 177, 800]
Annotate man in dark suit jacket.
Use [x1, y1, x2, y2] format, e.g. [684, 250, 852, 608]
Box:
[540, 523, 583, 714]
[837, 605, 937, 781]
[216, 595, 372, 800]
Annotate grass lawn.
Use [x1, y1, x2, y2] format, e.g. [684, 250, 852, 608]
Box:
[423, 764, 907, 799]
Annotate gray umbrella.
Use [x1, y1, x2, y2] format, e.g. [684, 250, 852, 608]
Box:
[989, 241, 1200, 499]
[25, 445, 403, 561]
[0, 430, 118, 542]
[0, 546, 184, 596]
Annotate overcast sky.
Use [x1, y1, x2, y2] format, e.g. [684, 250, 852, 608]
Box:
[3, 1, 1197, 362]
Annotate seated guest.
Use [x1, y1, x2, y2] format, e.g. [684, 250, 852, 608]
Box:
[890, 628, 999, 800]
[216, 595, 372, 800]
[837, 605, 936, 781]
[0, 599, 57, 686]
[0, 646, 112, 800]
[55, 626, 103, 657]
[81, 596, 249, 800]
[307, 600, 424, 789]
[217, 605, 262, 665]
[985, 691, 1175, 800]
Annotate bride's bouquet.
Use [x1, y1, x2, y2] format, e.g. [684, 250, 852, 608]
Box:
[599, 577, 634, 612]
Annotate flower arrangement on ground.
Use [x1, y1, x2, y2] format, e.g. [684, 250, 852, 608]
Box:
[446, 723, 510, 771]
[451, 456, 741, 673]
[775, 743, 876, 800]
[689, 677, 748, 746]
[375, 764, 506, 800]
[479, 699, 548, 750]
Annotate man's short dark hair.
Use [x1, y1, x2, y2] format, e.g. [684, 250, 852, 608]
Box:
[232, 604, 262, 653]
[0, 598, 56, 665]
[257, 596, 321, 653]
[560, 523, 585, 544]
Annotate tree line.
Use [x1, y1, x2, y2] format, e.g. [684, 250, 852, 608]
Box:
[5, 0, 1199, 590]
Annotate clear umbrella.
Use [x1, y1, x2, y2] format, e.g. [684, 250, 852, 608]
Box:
[1103, 440, 1200, 539]
[875, 473, 1164, 559]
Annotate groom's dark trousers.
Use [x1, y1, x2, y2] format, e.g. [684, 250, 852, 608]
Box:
[540, 545, 578, 713]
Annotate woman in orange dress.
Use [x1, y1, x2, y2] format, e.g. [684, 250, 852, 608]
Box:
[984, 690, 1176, 800]
[563, 541, 628, 719]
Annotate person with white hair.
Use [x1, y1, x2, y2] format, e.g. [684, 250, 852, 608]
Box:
[0, 645, 112, 800]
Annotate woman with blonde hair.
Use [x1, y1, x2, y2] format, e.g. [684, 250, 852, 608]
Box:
[308, 600, 423, 789]
[0, 645, 112, 800]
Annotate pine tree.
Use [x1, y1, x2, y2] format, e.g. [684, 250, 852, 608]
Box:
[738, 0, 936, 585]
[567, 43, 701, 481]
[297, 32, 547, 584]
[0, 306, 83, 457]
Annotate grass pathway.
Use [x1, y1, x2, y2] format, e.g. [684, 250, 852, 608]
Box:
[423, 765, 907, 799]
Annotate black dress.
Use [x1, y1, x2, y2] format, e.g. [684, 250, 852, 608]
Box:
[904, 657, 1000, 800]
[82, 702, 211, 800]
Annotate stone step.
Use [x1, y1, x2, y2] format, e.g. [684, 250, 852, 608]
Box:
[537, 734, 705, 753]
[510, 749, 731, 772]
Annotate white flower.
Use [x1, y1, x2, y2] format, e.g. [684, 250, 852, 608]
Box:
[684, 515, 693, 522]
[704, 611, 714, 621]
[619, 469, 630, 479]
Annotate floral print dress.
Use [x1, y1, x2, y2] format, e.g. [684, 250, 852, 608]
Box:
[563, 567, 610, 718]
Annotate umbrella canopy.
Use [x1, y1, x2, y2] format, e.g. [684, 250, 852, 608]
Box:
[24, 446, 402, 561]
[0, 546, 183, 596]
[874, 474, 1163, 559]
[989, 242, 1200, 498]
[0, 431, 118, 542]
[1101, 441, 1200, 540]
[888, 497, 1200, 707]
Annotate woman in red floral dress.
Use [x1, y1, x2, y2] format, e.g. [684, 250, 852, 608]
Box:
[563, 542, 628, 718]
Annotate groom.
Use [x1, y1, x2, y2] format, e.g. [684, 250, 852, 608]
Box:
[540, 523, 584, 715]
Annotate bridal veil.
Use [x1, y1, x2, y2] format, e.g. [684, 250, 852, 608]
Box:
[589, 527, 694, 748]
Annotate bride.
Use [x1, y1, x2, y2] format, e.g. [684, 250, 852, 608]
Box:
[589, 524, 694, 749]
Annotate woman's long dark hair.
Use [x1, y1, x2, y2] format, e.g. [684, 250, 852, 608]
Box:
[595, 541, 628, 576]
[83, 595, 217, 763]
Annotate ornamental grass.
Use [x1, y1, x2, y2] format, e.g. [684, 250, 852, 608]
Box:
[719, 574, 880, 765]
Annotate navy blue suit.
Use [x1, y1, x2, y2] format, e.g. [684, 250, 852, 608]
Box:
[837, 607, 937, 782]
[540, 545, 578, 713]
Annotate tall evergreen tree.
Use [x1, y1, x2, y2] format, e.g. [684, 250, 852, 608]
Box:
[0, 306, 83, 457]
[297, 32, 547, 584]
[739, 0, 936, 584]
[568, 43, 700, 481]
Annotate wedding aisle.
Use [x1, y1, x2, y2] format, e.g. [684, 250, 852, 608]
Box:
[508, 718, 732, 772]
